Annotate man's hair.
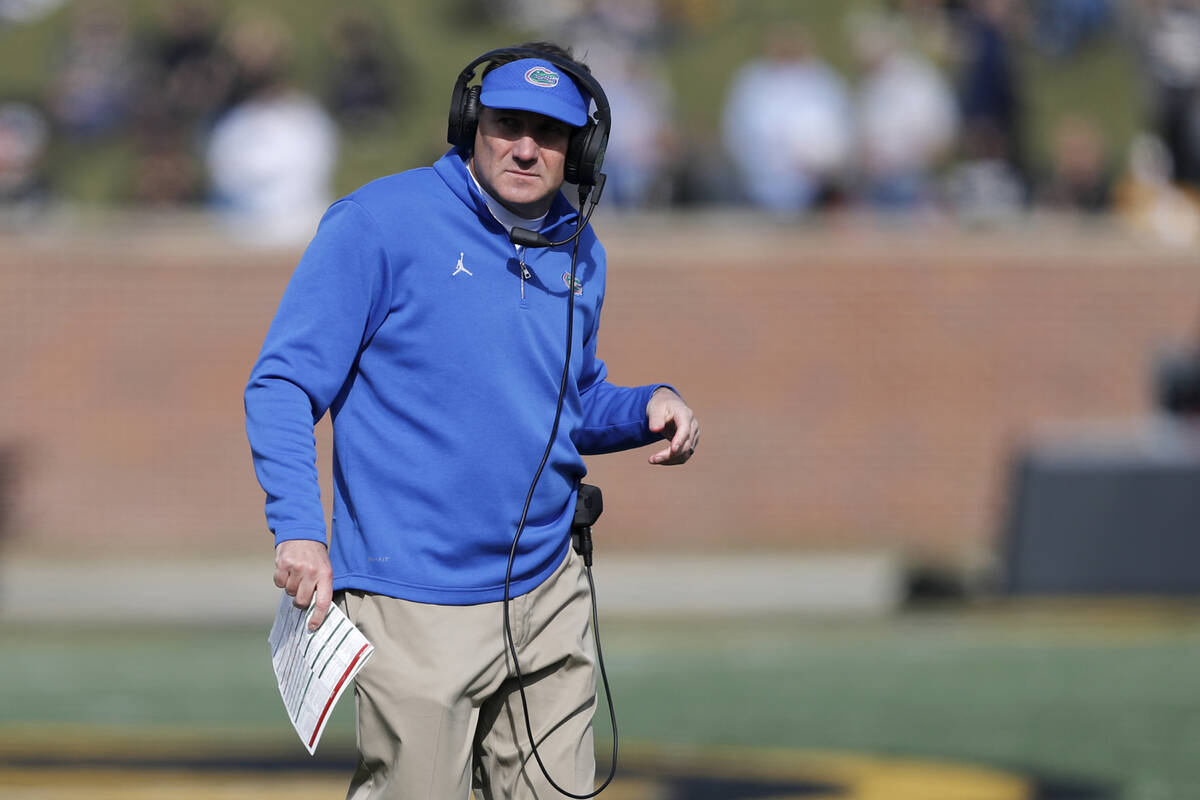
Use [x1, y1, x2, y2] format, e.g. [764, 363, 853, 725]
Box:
[481, 41, 591, 78]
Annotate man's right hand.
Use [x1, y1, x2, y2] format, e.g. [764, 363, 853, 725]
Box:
[274, 539, 333, 631]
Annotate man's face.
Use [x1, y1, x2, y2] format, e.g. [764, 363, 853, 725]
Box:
[470, 106, 571, 218]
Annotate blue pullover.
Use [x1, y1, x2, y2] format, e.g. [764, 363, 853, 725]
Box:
[245, 149, 666, 604]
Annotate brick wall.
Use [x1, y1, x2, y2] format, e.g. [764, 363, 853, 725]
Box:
[2, 216, 1196, 566]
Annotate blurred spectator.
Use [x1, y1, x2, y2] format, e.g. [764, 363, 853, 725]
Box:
[1134, 0, 1200, 190]
[126, 0, 232, 206]
[48, 1, 135, 139]
[142, 0, 235, 127]
[1036, 113, 1116, 213]
[721, 26, 852, 217]
[560, 4, 681, 209]
[205, 13, 338, 245]
[0, 100, 51, 224]
[324, 9, 407, 128]
[598, 55, 680, 207]
[849, 12, 958, 212]
[941, 0, 1028, 224]
[1156, 341, 1200, 417]
[1114, 131, 1200, 245]
[942, 124, 1026, 225]
[952, 0, 1028, 192]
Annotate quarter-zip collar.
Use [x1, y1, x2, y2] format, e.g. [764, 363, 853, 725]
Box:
[433, 147, 581, 241]
[466, 161, 548, 236]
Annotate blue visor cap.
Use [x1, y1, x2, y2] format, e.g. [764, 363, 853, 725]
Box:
[479, 58, 589, 127]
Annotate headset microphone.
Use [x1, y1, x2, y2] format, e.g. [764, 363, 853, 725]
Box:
[457, 45, 616, 799]
[509, 227, 558, 248]
[510, 174, 606, 249]
[503, 169, 616, 800]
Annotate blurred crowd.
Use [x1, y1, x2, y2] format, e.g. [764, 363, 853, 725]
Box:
[1, 0, 398, 243]
[2, 0, 1200, 244]
[540, 0, 1200, 245]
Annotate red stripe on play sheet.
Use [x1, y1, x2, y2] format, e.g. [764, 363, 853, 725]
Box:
[308, 643, 370, 749]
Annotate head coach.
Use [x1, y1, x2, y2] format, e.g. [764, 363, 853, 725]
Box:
[244, 41, 699, 799]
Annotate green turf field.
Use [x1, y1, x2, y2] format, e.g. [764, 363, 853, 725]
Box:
[3, 603, 1199, 799]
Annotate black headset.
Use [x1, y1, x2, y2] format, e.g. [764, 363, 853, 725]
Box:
[447, 47, 610, 188]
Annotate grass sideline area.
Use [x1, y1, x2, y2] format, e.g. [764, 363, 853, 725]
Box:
[3, 604, 1200, 799]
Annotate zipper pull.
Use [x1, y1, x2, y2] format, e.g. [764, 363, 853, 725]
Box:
[516, 244, 530, 301]
[515, 244, 532, 280]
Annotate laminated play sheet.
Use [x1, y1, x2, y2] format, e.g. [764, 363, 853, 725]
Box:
[268, 590, 374, 754]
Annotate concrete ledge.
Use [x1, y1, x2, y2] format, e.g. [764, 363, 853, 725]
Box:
[591, 552, 906, 617]
[0, 551, 906, 624]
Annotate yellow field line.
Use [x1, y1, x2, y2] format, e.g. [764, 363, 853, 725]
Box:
[0, 725, 1032, 800]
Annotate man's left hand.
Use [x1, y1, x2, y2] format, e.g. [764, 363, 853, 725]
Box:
[646, 387, 699, 465]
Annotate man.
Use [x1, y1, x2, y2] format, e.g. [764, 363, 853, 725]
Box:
[245, 42, 698, 799]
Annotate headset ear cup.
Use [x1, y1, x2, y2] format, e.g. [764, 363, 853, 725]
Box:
[447, 80, 464, 147]
[564, 126, 585, 185]
[566, 122, 605, 186]
[460, 86, 481, 150]
[448, 84, 482, 150]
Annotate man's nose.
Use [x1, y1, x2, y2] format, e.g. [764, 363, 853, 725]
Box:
[512, 134, 538, 162]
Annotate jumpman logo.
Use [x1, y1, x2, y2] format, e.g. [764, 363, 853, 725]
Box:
[452, 252, 472, 277]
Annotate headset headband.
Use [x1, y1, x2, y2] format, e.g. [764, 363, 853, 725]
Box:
[447, 46, 610, 187]
[456, 47, 610, 129]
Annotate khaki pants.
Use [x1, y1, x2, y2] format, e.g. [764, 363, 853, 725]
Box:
[336, 548, 597, 799]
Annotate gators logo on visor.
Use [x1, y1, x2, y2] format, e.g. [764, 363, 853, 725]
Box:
[525, 66, 560, 87]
